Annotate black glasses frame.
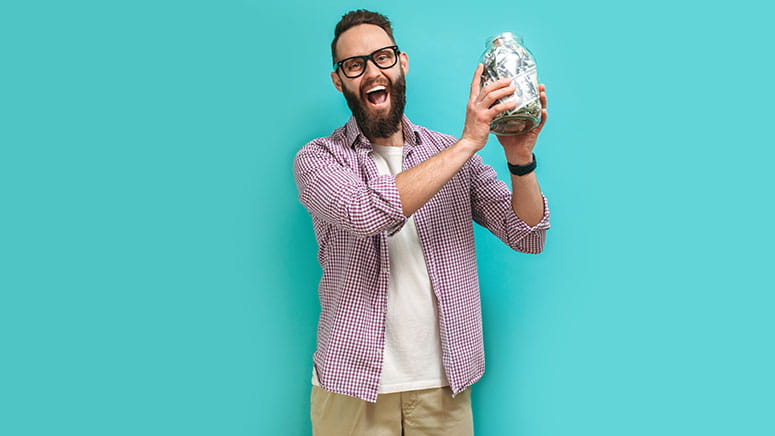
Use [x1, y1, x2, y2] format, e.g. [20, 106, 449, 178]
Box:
[334, 46, 400, 78]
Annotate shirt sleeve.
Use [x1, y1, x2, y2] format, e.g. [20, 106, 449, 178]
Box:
[293, 141, 408, 238]
[468, 153, 550, 254]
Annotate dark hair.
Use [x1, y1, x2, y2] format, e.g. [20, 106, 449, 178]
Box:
[331, 10, 395, 64]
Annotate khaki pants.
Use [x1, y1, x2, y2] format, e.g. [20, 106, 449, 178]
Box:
[310, 385, 474, 436]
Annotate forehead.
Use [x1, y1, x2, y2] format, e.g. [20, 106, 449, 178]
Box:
[336, 24, 394, 59]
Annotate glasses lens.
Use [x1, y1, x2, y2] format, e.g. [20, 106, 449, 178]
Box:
[342, 58, 364, 77]
[374, 48, 396, 68]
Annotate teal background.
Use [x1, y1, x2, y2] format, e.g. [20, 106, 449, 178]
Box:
[1, 0, 773, 435]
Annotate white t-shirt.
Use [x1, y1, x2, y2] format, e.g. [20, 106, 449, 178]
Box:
[311, 143, 448, 393]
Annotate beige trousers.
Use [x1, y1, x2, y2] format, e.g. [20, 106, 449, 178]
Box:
[310, 385, 474, 436]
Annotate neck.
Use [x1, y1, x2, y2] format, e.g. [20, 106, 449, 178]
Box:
[368, 125, 404, 147]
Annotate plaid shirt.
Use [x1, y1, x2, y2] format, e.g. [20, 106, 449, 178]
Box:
[293, 115, 550, 403]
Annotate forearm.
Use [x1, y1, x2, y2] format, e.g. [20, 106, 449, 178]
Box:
[505, 149, 545, 227]
[395, 139, 478, 217]
[397, 67, 523, 218]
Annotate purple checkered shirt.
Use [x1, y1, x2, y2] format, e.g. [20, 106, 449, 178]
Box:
[293, 115, 550, 403]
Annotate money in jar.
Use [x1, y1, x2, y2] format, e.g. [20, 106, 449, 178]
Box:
[480, 32, 541, 136]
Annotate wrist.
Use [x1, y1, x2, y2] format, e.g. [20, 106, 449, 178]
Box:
[502, 143, 534, 164]
[505, 152, 533, 165]
[456, 137, 483, 154]
[507, 153, 536, 176]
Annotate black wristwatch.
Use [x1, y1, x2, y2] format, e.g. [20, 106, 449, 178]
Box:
[507, 153, 537, 176]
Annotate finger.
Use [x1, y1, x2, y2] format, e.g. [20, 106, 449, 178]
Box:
[480, 84, 516, 109]
[477, 81, 514, 109]
[488, 99, 518, 116]
[469, 64, 484, 100]
[479, 77, 513, 99]
[534, 108, 548, 133]
[540, 90, 547, 109]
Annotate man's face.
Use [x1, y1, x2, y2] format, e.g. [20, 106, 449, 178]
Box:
[331, 24, 409, 140]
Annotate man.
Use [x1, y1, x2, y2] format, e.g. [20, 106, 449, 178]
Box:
[293, 9, 550, 435]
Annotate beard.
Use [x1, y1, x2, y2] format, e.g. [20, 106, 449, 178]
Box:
[342, 70, 406, 140]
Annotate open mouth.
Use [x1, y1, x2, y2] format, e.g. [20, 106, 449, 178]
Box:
[365, 85, 389, 107]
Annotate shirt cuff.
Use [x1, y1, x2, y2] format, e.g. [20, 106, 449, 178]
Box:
[506, 193, 551, 232]
[368, 174, 408, 236]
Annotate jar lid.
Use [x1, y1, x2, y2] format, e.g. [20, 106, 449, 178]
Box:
[485, 32, 524, 48]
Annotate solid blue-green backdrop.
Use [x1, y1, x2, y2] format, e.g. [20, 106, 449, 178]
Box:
[1, 0, 773, 435]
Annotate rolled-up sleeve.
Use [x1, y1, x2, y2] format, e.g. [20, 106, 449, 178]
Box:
[469, 153, 550, 253]
[294, 141, 408, 237]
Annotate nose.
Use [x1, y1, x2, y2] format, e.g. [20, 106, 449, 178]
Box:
[361, 57, 383, 79]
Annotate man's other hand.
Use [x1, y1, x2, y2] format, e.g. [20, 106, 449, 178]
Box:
[496, 83, 548, 164]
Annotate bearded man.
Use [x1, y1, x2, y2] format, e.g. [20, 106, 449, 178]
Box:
[293, 9, 551, 436]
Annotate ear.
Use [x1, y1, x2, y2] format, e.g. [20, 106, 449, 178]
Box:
[399, 51, 409, 75]
[330, 71, 343, 93]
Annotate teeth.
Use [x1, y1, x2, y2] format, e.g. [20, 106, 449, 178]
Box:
[366, 85, 386, 94]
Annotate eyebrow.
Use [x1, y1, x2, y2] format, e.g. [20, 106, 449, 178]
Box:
[336, 46, 395, 64]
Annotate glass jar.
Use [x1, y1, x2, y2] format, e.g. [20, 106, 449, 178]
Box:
[481, 32, 541, 136]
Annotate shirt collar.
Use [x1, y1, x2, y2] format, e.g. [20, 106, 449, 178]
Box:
[344, 115, 423, 152]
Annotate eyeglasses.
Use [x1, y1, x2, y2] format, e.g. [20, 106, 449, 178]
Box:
[334, 46, 400, 79]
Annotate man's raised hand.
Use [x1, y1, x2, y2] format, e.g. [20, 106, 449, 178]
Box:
[459, 63, 518, 152]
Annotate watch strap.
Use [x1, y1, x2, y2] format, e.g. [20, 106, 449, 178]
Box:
[507, 153, 537, 176]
